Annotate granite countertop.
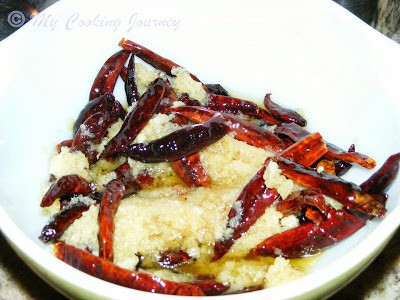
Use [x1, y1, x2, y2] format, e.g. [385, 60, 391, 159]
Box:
[1, 1, 399, 299]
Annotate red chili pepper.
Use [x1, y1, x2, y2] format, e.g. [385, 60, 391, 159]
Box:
[269, 156, 386, 217]
[169, 105, 286, 153]
[56, 139, 73, 153]
[101, 78, 167, 157]
[304, 207, 325, 224]
[360, 152, 400, 195]
[158, 249, 192, 267]
[119, 66, 127, 82]
[98, 172, 153, 262]
[171, 153, 211, 188]
[274, 123, 376, 169]
[213, 132, 329, 261]
[274, 122, 309, 141]
[276, 190, 328, 218]
[177, 93, 202, 107]
[207, 94, 281, 126]
[223, 115, 286, 153]
[168, 105, 214, 123]
[118, 38, 208, 94]
[73, 93, 126, 136]
[119, 39, 179, 76]
[263, 93, 307, 126]
[205, 84, 229, 96]
[249, 209, 365, 258]
[324, 142, 376, 169]
[125, 54, 139, 105]
[89, 50, 130, 101]
[278, 132, 328, 167]
[41, 175, 94, 207]
[98, 179, 128, 262]
[334, 160, 353, 176]
[113, 161, 132, 179]
[212, 167, 280, 261]
[154, 82, 188, 126]
[72, 110, 114, 165]
[40, 202, 92, 243]
[54, 242, 206, 296]
[120, 115, 230, 163]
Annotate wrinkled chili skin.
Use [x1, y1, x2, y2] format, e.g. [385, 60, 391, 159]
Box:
[113, 161, 132, 179]
[54, 242, 206, 296]
[158, 249, 192, 267]
[274, 123, 376, 169]
[74, 93, 116, 136]
[325, 142, 376, 169]
[250, 209, 365, 258]
[41, 175, 94, 207]
[263, 93, 307, 126]
[222, 113, 285, 153]
[157, 85, 178, 112]
[40, 202, 91, 243]
[119, 66, 127, 82]
[89, 50, 130, 101]
[207, 94, 281, 126]
[98, 173, 153, 262]
[279, 132, 328, 167]
[73, 94, 126, 137]
[360, 152, 400, 194]
[276, 190, 328, 217]
[98, 179, 127, 262]
[121, 115, 230, 163]
[171, 153, 211, 188]
[274, 123, 309, 143]
[125, 54, 139, 105]
[119, 38, 179, 76]
[98, 171, 153, 262]
[334, 160, 353, 176]
[118, 39, 208, 93]
[110, 100, 126, 123]
[213, 131, 330, 262]
[169, 105, 287, 153]
[270, 156, 386, 217]
[101, 78, 167, 157]
[154, 83, 183, 119]
[213, 167, 280, 261]
[168, 105, 214, 123]
[177, 93, 202, 107]
[205, 84, 230, 96]
[56, 139, 73, 153]
[72, 110, 114, 165]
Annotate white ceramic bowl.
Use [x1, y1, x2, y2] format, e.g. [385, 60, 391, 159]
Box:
[0, 0, 399, 299]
